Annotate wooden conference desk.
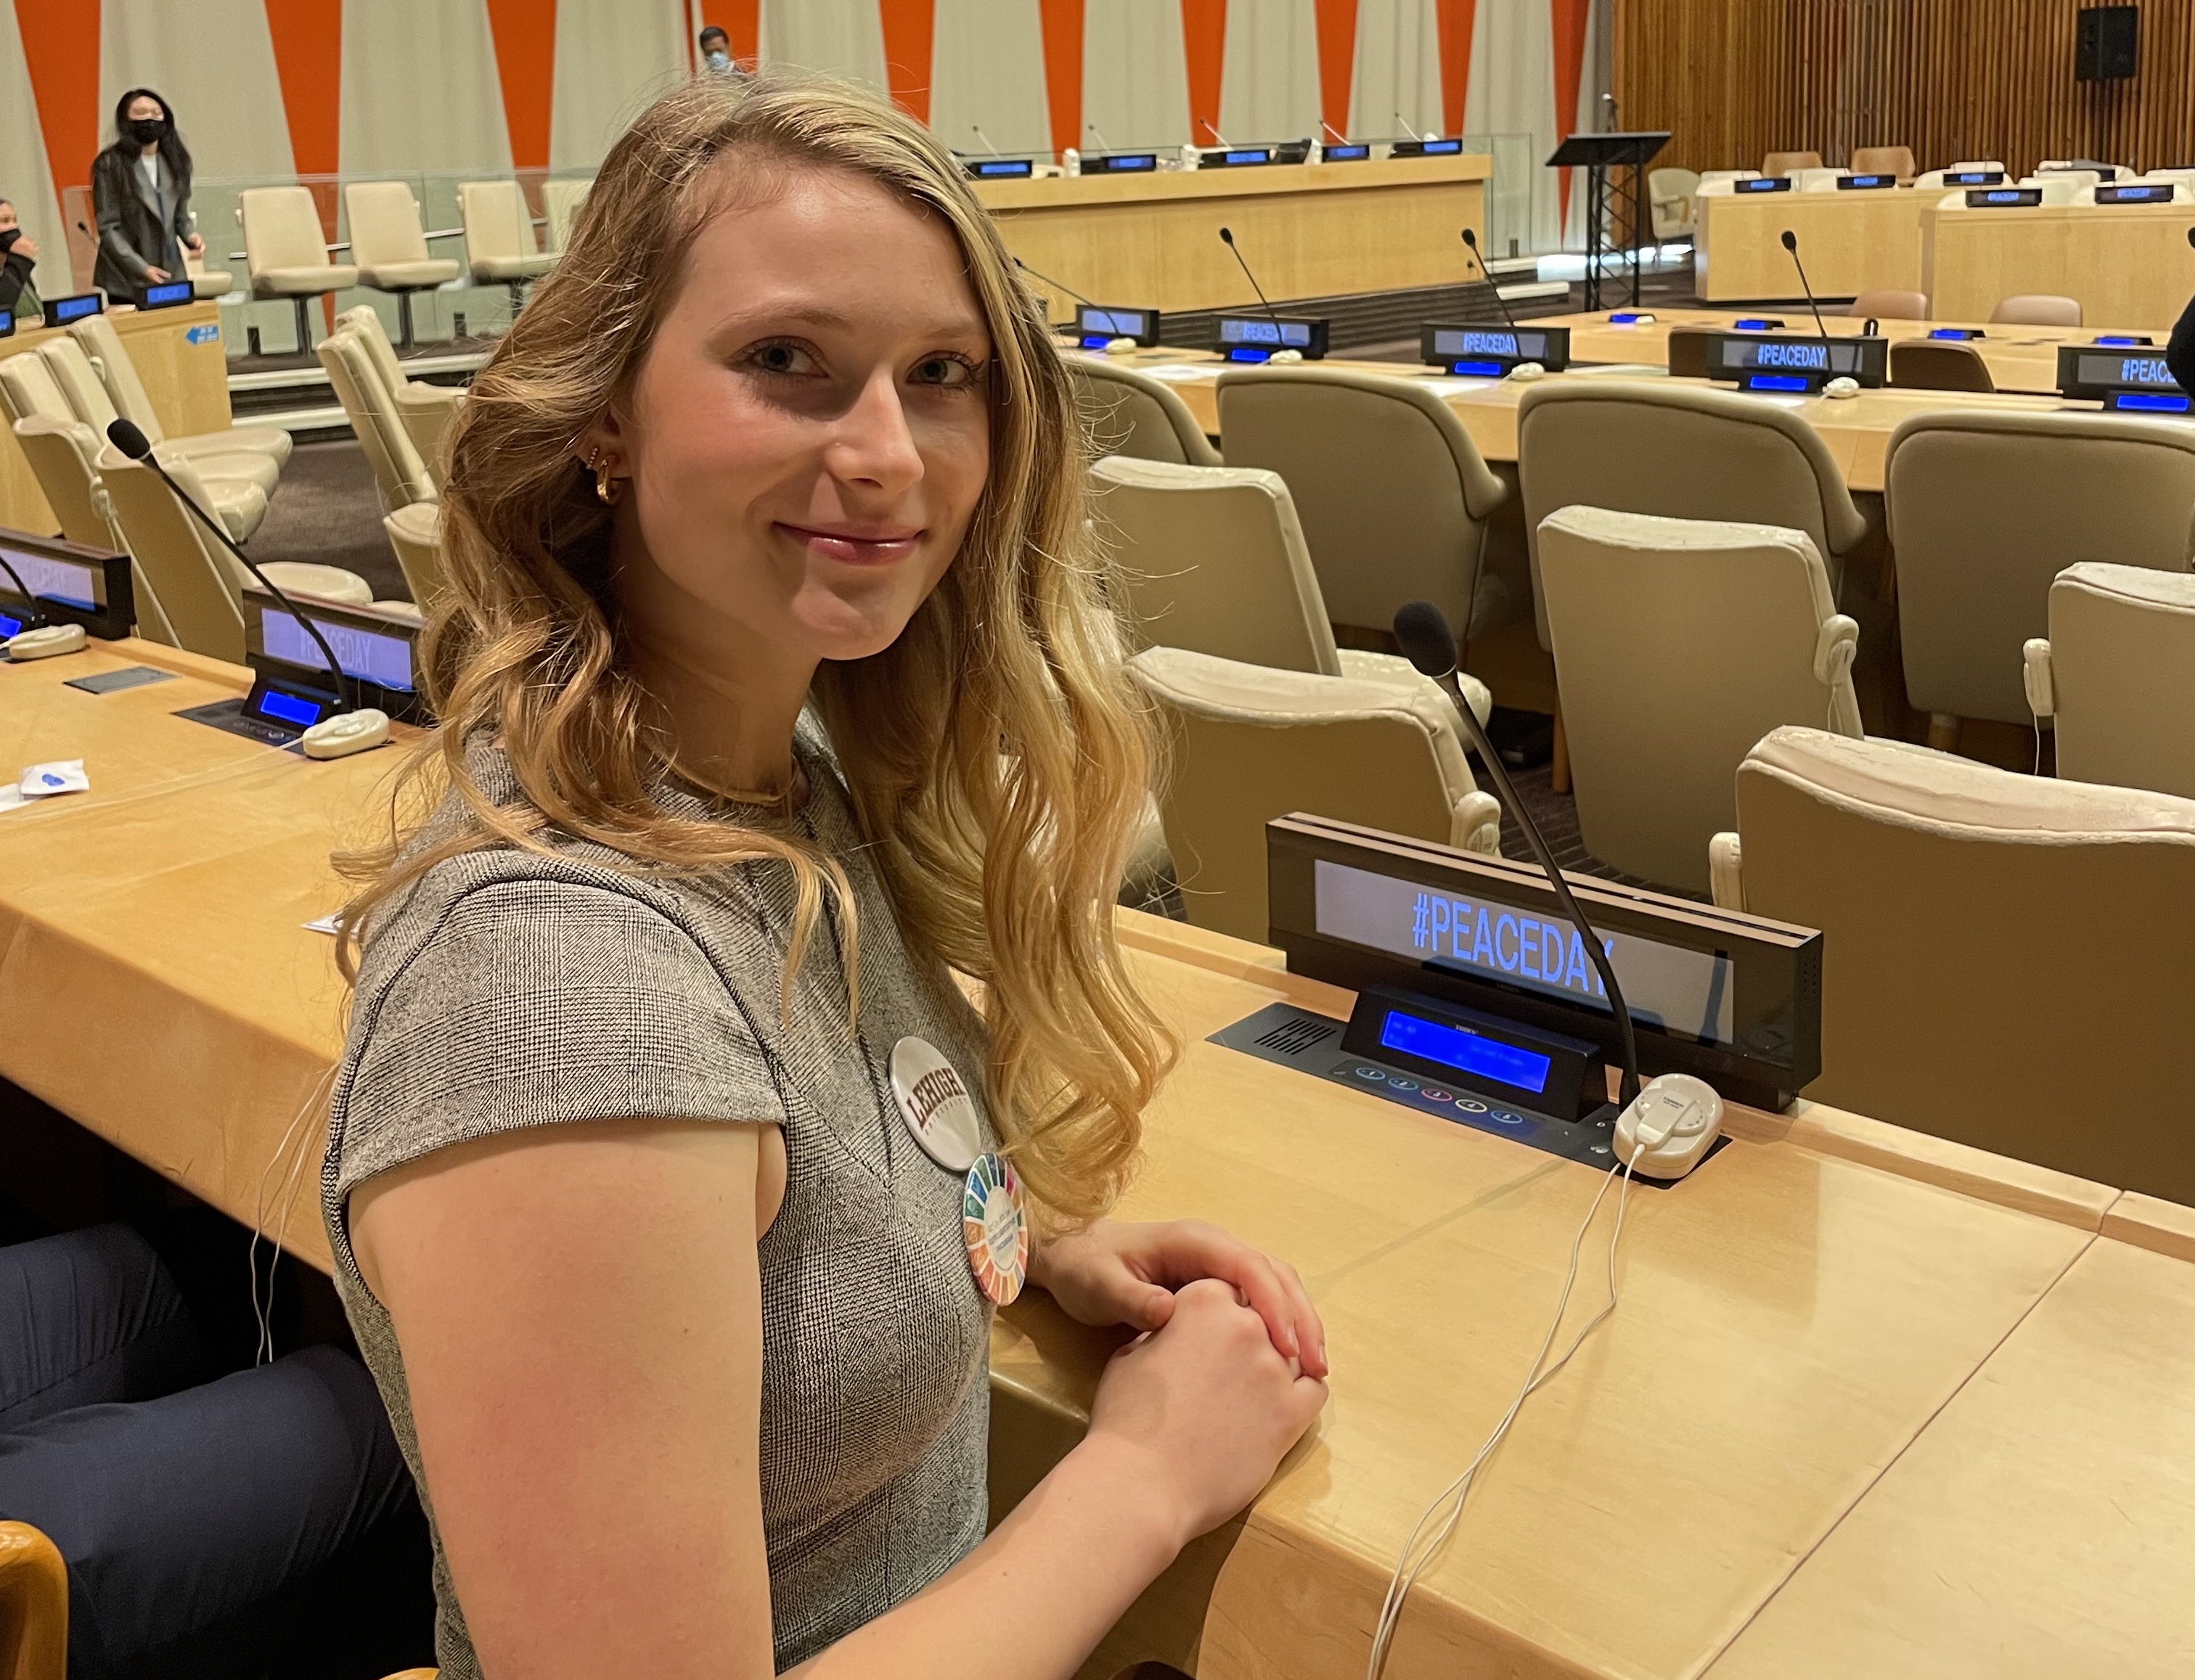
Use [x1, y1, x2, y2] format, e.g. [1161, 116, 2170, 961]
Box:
[1544, 306, 2169, 398]
[1102, 345, 2081, 496]
[4, 640, 2193, 1679]
[978, 155, 1490, 321]
[0, 300, 234, 535]
[1926, 197, 2195, 328]
[1694, 186, 1935, 303]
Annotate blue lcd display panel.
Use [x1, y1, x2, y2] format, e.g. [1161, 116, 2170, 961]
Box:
[1944, 169, 2005, 186]
[2098, 184, 2175, 204]
[1222, 148, 1272, 165]
[139, 279, 193, 309]
[2114, 390, 2194, 411]
[966, 158, 1033, 179]
[1733, 317, 1786, 330]
[0, 610, 24, 639]
[1076, 305, 1156, 340]
[256, 687, 325, 729]
[1219, 316, 1314, 348]
[1746, 374, 1811, 391]
[1736, 177, 1792, 192]
[1969, 187, 2043, 208]
[1931, 327, 1985, 340]
[1323, 143, 1370, 161]
[1837, 173, 1897, 189]
[0, 309, 13, 337]
[1378, 1009, 1553, 1095]
[0, 548, 99, 610]
[1088, 152, 1158, 173]
[47, 292, 102, 325]
[2096, 335, 2153, 347]
[258, 606, 416, 691]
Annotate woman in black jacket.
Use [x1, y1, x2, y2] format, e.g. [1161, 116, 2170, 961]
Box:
[0, 197, 41, 321]
[90, 88, 202, 301]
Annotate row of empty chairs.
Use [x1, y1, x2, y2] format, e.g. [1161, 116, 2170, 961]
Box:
[239, 176, 590, 351]
[316, 306, 453, 608]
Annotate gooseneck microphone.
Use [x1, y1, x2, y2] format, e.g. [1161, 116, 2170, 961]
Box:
[1217, 226, 1295, 356]
[1779, 229, 1835, 358]
[105, 419, 359, 713]
[1392, 599, 1641, 1107]
[1460, 228, 1522, 335]
[1012, 255, 1098, 312]
[1086, 123, 1116, 152]
[970, 125, 1003, 158]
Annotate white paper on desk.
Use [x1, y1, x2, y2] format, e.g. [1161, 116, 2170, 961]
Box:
[18, 759, 87, 799]
[1413, 376, 1498, 396]
[1133, 364, 1215, 382]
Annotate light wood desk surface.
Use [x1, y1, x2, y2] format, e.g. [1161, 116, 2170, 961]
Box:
[1097, 345, 2082, 495]
[5, 640, 2194, 1679]
[0, 300, 234, 536]
[979, 156, 1489, 321]
[1695, 187, 1934, 303]
[1542, 306, 2168, 398]
[1925, 199, 2195, 329]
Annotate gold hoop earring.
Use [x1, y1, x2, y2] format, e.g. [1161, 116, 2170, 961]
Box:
[592, 453, 621, 506]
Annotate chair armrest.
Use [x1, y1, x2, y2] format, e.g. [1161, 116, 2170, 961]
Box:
[1707, 832, 1744, 911]
[1450, 788, 1503, 856]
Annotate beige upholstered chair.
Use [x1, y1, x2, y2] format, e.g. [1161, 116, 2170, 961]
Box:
[2022, 563, 2195, 798]
[383, 501, 448, 610]
[459, 181, 552, 311]
[1992, 293, 2082, 327]
[1539, 507, 1860, 893]
[1128, 645, 1503, 942]
[1516, 381, 1871, 649]
[8, 415, 119, 548]
[1089, 456, 1492, 723]
[1712, 726, 2195, 1200]
[336, 306, 465, 488]
[184, 244, 232, 300]
[240, 186, 358, 352]
[1069, 360, 1222, 466]
[541, 176, 593, 255]
[1889, 338, 1993, 392]
[1762, 149, 1823, 175]
[1848, 288, 1928, 319]
[1648, 167, 1701, 239]
[38, 337, 277, 497]
[319, 328, 436, 512]
[1885, 411, 2195, 739]
[97, 443, 369, 663]
[1850, 144, 1917, 181]
[343, 181, 459, 349]
[1215, 366, 1508, 642]
[69, 315, 292, 470]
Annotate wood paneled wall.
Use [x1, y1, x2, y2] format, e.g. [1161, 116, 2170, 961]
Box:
[1615, 0, 2195, 178]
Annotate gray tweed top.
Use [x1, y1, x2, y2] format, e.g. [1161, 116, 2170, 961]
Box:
[320, 731, 997, 1675]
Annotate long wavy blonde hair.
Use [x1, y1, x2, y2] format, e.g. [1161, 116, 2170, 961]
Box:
[338, 73, 1174, 1222]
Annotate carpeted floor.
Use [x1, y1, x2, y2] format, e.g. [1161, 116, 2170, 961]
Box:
[246, 438, 413, 602]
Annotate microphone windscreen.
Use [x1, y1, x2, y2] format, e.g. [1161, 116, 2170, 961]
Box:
[1392, 600, 1459, 679]
[1461, 226, 1479, 247]
[106, 418, 152, 459]
[1780, 229, 1798, 251]
[1219, 226, 1235, 243]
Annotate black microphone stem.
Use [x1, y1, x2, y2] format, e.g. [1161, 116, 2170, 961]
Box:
[110, 427, 358, 712]
[1461, 229, 1521, 335]
[1781, 230, 1834, 360]
[0, 552, 47, 627]
[1217, 227, 1289, 346]
[1011, 256, 1097, 330]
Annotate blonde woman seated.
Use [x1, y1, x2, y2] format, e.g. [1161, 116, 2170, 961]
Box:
[327, 74, 1328, 1679]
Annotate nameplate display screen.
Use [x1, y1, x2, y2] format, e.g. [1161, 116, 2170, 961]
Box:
[0, 547, 102, 610]
[1391, 138, 1463, 157]
[2097, 184, 2175, 204]
[1323, 142, 1371, 161]
[1263, 814, 1824, 1110]
[1966, 187, 2043, 208]
[1378, 1007, 1553, 1094]
[1420, 323, 1571, 373]
[1943, 170, 2006, 185]
[1202, 147, 1275, 168]
[2058, 344, 2183, 398]
[1735, 177, 1794, 193]
[1217, 315, 1328, 359]
[46, 292, 102, 324]
[0, 310, 12, 338]
[1086, 152, 1158, 173]
[139, 279, 194, 309]
[1706, 332, 1888, 387]
[1836, 173, 1897, 190]
[1076, 304, 1158, 344]
[965, 158, 1034, 179]
[257, 605, 417, 692]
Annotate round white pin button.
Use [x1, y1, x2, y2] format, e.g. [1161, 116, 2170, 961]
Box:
[889, 1036, 984, 1174]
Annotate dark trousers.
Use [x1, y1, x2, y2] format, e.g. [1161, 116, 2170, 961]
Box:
[0, 1224, 433, 1679]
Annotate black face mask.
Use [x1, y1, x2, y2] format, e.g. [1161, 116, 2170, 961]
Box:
[128, 118, 168, 145]
[0, 228, 20, 256]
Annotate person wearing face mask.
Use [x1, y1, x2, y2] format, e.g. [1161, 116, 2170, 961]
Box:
[698, 24, 747, 77]
[0, 197, 41, 322]
[91, 88, 203, 302]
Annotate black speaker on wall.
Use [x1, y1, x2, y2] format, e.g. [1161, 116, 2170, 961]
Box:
[2077, 6, 2140, 82]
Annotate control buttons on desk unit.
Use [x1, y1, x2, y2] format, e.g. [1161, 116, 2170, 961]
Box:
[1352, 1065, 1386, 1081]
[1489, 1110, 1525, 1127]
[1456, 1097, 1489, 1113]
[1389, 1077, 1419, 1093]
[1420, 1088, 1454, 1103]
